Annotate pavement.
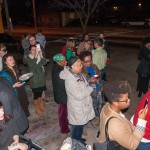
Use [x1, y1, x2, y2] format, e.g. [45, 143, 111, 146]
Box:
[20, 41, 143, 150]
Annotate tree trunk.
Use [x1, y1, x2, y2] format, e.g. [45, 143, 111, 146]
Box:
[82, 25, 87, 33]
[82, 18, 89, 33]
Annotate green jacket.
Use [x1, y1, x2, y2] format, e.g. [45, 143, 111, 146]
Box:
[26, 55, 47, 89]
[66, 49, 74, 60]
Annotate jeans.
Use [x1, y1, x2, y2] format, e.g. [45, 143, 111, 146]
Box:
[71, 125, 84, 141]
[138, 142, 150, 150]
[100, 67, 106, 80]
[58, 104, 69, 133]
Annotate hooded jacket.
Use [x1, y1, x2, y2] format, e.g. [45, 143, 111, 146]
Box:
[60, 66, 95, 125]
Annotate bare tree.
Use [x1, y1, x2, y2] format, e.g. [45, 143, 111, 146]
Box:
[50, 0, 107, 33]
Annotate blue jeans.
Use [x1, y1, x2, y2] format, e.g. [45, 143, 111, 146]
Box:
[71, 125, 84, 141]
[138, 142, 150, 150]
[100, 67, 106, 80]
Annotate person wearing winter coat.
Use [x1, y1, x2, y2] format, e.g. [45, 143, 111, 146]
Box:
[0, 101, 28, 150]
[0, 54, 30, 117]
[79, 51, 104, 117]
[26, 45, 47, 116]
[52, 53, 70, 134]
[132, 91, 150, 150]
[0, 76, 28, 134]
[60, 56, 95, 141]
[136, 37, 150, 97]
[98, 81, 148, 150]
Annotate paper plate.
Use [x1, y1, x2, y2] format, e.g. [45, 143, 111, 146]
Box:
[19, 73, 33, 81]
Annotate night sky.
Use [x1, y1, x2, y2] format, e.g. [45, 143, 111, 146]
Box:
[2, 0, 150, 26]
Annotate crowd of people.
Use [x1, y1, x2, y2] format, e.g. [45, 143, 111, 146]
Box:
[0, 28, 150, 150]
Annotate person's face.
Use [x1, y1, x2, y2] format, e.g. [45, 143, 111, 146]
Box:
[116, 93, 130, 110]
[29, 37, 36, 46]
[145, 43, 150, 49]
[99, 33, 104, 39]
[58, 58, 67, 67]
[5, 56, 15, 68]
[0, 107, 4, 121]
[72, 59, 83, 74]
[82, 56, 92, 67]
[84, 35, 89, 41]
[84, 42, 90, 50]
[94, 42, 98, 48]
[30, 47, 37, 56]
[71, 41, 75, 48]
[0, 51, 7, 58]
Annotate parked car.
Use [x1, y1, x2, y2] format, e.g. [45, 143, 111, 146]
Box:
[122, 17, 150, 28]
[99, 16, 121, 26]
[0, 33, 23, 64]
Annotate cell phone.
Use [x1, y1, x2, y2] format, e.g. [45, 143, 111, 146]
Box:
[36, 44, 41, 52]
[21, 82, 25, 85]
[94, 75, 99, 79]
[144, 97, 148, 108]
[96, 130, 100, 139]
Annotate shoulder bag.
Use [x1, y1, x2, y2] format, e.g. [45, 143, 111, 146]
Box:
[93, 117, 127, 150]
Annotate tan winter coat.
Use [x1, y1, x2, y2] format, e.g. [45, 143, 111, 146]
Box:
[98, 103, 144, 150]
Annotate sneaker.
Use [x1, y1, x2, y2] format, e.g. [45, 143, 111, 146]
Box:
[81, 138, 86, 143]
[42, 98, 50, 104]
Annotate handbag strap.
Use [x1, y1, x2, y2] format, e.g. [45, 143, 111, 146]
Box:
[105, 117, 115, 142]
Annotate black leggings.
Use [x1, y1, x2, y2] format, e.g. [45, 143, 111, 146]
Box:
[32, 86, 46, 100]
[137, 74, 149, 94]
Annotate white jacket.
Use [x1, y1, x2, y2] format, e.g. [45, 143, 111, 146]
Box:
[60, 67, 95, 125]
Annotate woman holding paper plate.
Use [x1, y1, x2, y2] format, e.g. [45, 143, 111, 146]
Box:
[26, 45, 47, 116]
[0, 54, 30, 117]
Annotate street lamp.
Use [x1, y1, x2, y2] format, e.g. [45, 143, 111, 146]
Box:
[113, 6, 118, 11]
[138, 3, 142, 10]
[138, 3, 142, 7]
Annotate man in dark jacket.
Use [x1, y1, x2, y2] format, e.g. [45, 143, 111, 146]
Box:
[0, 77, 28, 133]
[52, 53, 70, 134]
[136, 36, 150, 97]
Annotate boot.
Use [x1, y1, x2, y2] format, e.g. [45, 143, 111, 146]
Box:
[38, 98, 47, 112]
[33, 100, 43, 116]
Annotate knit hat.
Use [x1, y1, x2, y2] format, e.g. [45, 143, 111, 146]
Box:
[53, 53, 65, 62]
[67, 56, 78, 67]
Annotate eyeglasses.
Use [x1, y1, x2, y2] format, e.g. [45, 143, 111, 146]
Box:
[83, 59, 92, 64]
[118, 98, 130, 103]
